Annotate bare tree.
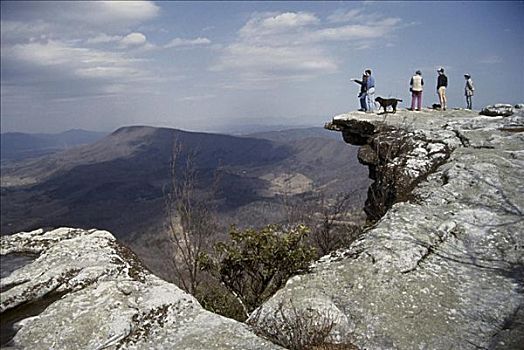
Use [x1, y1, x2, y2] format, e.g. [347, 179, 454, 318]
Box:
[311, 192, 363, 256]
[248, 300, 359, 350]
[282, 190, 364, 256]
[164, 139, 217, 295]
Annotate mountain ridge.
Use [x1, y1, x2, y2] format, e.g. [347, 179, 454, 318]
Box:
[1, 125, 369, 278]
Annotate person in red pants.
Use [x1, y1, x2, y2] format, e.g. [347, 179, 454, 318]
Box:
[410, 70, 424, 111]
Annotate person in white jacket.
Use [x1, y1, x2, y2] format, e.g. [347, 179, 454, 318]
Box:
[410, 70, 424, 111]
[464, 74, 475, 109]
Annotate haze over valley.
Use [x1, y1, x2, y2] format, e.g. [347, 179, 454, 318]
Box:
[1, 125, 369, 277]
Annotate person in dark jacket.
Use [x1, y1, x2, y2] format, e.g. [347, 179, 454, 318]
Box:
[464, 74, 475, 109]
[352, 72, 368, 111]
[436, 68, 448, 110]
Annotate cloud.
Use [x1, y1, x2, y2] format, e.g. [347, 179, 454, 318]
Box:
[212, 10, 402, 87]
[0, 1, 161, 102]
[164, 37, 211, 49]
[95, 1, 160, 23]
[6, 41, 129, 69]
[86, 33, 123, 44]
[120, 32, 147, 47]
[327, 9, 363, 23]
[1, 39, 152, 101]
[1, 1, 160, 28]
[214, 43, 336, 75]
[239, 12, 319, 37]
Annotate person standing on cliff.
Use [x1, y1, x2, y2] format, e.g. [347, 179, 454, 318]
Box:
[436, 68, 448, 111]
[410, 70, 424, 111]
[351, 71, 368, 111]
[464, 74, 475, 109]
[365, 69, 375, 112]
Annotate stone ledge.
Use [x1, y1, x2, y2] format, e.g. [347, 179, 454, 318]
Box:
[251, 107, 524, 349]
[0, 228, 281, 350]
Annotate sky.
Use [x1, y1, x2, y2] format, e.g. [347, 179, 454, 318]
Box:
[1, 1, 523, 133]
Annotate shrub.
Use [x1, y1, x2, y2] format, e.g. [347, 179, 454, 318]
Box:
[248, 300, 359, 350]
[201, 224, 316, 317]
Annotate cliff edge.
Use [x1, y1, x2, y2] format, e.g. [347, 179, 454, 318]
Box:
[249, 106, 523, 349]
[0, 228, 281, 349]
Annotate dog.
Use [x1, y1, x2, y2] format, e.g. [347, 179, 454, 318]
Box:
[375, 97, 403, 114]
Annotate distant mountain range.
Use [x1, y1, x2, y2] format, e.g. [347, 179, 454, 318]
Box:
[1, 129, 107, 164]
[1, 126, 369, 278]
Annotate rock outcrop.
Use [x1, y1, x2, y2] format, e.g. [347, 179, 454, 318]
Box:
[480, 104, 516, 117]
[0, 228, 281, 349]
[249, 107, 524, 349]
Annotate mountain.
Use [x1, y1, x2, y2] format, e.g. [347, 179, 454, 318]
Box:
[1, 125, 369, 278]
[0, 129, 107, 164]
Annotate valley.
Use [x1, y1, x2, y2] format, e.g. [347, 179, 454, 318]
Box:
[1, 126, 370, 278]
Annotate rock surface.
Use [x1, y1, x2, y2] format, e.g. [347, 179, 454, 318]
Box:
[480, 104, 515, 117]
[250, 107, 524, 349]
[0, 228, 281, 349]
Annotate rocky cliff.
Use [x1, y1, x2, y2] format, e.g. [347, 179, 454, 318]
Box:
[249, 106, 524, 349]
[1, 105, 523, 350]
[0, 228, 281, 349]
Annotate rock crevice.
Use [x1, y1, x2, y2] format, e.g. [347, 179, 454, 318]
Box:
[252, 108, 524, 349]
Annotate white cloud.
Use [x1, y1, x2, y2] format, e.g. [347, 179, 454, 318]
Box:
[309, 20, 401, 42]
[6, 41, 124, 67]
[96, 1, 160, 23]
[120, 32, 147, 47]
[213, 10, 402, 87]
[75, 66, 143, 79]
[214, 43, 336, 74]
[164, 37, 211, 49]
[240, 12, 319, 37]
[0, 20, 51, 44]
[86, 33, 123, 44]
[3, 39, 150, 87]
[36, 1, 160, 27]
[327, 9, 363, 23]
[0, 1, 161, 101]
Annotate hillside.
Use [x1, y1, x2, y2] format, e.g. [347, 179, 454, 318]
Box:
[1, 126, 368, 278]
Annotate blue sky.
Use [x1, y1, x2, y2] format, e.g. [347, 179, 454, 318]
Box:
[1, 1, 523, 133]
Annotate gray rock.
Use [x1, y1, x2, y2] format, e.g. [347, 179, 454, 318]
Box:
[480, 104, 514, 117]
[254, 106, 524, 349]
[0, 228, 281, 350]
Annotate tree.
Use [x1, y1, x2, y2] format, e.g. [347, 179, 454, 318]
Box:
[202, 224, 316, 318]
[165, 140, 217, 295]
[282, 191, 364, 256]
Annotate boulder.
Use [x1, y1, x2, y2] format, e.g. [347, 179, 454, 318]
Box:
[250, 107, 524, 349]
[480, 103, 514, 117]
[0, 228, 281, 350]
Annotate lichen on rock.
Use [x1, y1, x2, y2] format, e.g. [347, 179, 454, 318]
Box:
[0, 228, 281, 349]
[255, 106, 524, 349]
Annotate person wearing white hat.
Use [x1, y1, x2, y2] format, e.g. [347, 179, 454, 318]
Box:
[464, 74, 475, 109]
[436, 68, 448, 110]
